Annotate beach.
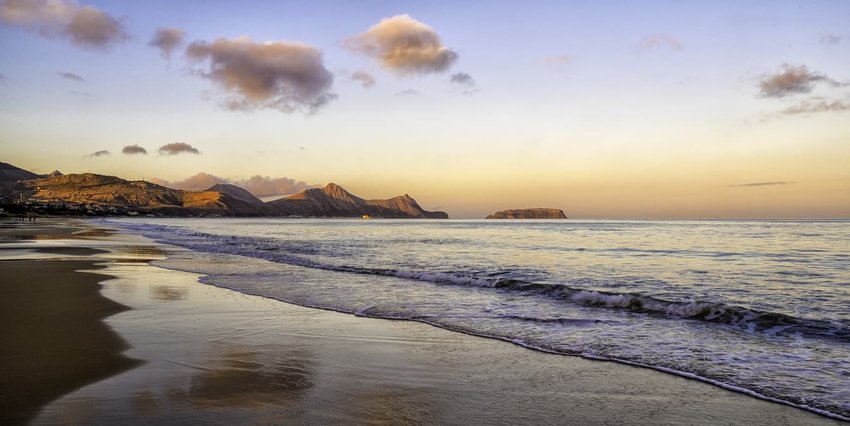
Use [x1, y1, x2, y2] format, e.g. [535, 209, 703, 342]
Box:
[0, 218, 843, 425]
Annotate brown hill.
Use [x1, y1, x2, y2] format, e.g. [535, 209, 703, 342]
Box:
[486, 208, 567, 219]
[207, 183, 265, 208]
[1, 161, 447, 218]
[22, 173, 263, 216]
[267, 183, 448, 218]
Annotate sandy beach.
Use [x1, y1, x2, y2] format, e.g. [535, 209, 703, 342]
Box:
[0, 218, 843, 425]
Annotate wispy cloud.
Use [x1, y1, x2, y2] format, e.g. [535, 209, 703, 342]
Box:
[86, 149, 110, 157]
[728, 181, 796, 188]
[158, 142, 200, 156]
[395, 89, 419, 96]
[344, 14, 458, 75]
[781, 99, 850, 115]
[58, 71, 84, 82]
[819, 33, 842, 46]
[149, 27, 186, 59]
[762, 98, 850, 121]
[351, 71, 376, 88]
[186, 36, 336, 114]
[122, 144, 147, 155]
[640, 34, 683, 51]
[151, 172, 315, 197]
[0, 0, 129, 50]
[757, 64, 843, 98]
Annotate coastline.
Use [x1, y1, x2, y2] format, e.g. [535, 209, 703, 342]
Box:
[0, 222, 142, 424]
[1, 218, 843, 424]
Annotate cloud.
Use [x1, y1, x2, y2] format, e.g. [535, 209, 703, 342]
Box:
[151, 172, 314, 197]
[640, 34, 683, 51]
[449, 72, 475, 87]
[87, 149, 109, 157]
[820, 33, 842, 46]
[344, 14, 458, 75]
[728, 181, 796, 188]
[395, 89, 418, 96]
[237, 175, 314, 197]
[449, 72, 477, 94]
[158, 142, 200, 156]
[0, 0, 129, 50]
[58, 71, 84, 82]
[149, 172, 222, 191]
[779, 98, 850, 116]
[185, 36, 336, 114]
[540, 55, 573, 65]
[122, 144, 147, 155]
[757, 64, 843, 98]
[351, 71, 376, 88]
[149, 27, 186, 59]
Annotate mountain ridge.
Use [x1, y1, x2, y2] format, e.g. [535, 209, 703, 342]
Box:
[0, 162, 447, 218]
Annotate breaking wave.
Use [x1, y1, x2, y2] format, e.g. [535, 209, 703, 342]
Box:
[109, 221, 850, 341]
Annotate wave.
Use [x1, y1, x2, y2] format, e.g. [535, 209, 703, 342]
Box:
[107, 221, 850, 341]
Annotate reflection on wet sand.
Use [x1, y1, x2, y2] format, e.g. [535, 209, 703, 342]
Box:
[150, 285, 188, 301]
[131, 390, 159, 416]
[72, 228, 116, 238]
[176, 348, 313, 410]
[317, 384, 440, 425]
[113, 245, 167, 263]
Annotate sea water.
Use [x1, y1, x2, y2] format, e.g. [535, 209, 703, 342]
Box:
[103, 218, 850, 420]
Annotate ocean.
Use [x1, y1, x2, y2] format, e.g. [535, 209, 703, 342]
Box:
[103, 218, 850, 420]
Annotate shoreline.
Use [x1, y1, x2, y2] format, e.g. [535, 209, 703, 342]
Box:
[0, 239, 142, 423]
[1, 218, 844, 424]
[192, 275, 850, 423]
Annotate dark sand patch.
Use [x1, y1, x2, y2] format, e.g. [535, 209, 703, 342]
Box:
[0, 260, 142, 424]
[0, 246, 109, 256]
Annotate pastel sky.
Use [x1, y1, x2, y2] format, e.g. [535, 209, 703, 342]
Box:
[1, 0, 848, 218]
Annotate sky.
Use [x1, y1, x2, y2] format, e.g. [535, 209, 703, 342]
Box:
[0, 0, 848, 218]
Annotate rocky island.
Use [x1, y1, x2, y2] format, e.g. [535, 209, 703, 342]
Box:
[486, 208, 567, 219]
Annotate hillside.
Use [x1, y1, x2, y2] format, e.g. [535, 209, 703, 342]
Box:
[19, 173, 264, 216]
[0, 162, 445, 218]
[267, 183, 448, 218]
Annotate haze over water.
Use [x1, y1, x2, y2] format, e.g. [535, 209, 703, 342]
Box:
[108, 218, 850, 420]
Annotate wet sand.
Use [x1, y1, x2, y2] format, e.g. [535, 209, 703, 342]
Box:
[0, 250, 141, 423]
[0, 219, 843, 424]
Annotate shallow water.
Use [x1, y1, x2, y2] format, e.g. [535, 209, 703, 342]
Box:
[103, 218, 850, 420]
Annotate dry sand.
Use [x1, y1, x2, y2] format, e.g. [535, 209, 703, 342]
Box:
[0, 219, 843, 425]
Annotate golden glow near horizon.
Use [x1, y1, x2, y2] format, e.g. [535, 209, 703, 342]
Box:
[1, 1, 848, 218]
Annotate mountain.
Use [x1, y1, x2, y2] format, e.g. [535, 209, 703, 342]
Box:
[267, 183, 448, 218]
[19, 173, 264, 216]
[0, 162, 446, 218]
[0, 162, 40, 182]
[486, 208, 567, 219]
[207, 183, 265, 208]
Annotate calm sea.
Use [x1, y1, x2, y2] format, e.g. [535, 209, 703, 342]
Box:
[104, 218, 850, 420]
